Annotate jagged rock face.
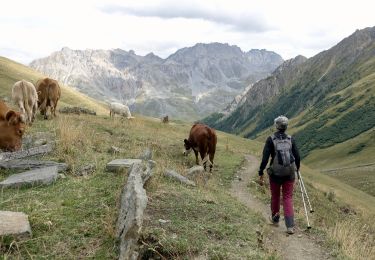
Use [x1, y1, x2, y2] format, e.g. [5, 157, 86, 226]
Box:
[221, 55, 307, 116]
[30, 43, 283, 120]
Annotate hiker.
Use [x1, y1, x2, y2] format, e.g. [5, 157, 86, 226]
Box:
[258, 115, 300, 234]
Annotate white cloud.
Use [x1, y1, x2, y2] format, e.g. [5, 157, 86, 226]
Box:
[0, 0, 374, 64]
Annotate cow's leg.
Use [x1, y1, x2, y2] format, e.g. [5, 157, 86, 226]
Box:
[208, 152, 215, 172]
[194, 150, 199, 165]
[31, 102, 38, 123]
[24, 101, 33, 125]
[52, 99, 58, 117]
[49, 100, 56, 118]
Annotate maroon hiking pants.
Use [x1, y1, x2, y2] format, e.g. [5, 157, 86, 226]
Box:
[269, 179, 295, 227]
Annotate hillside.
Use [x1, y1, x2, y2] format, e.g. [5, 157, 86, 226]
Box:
[205, 27, 375, 159]
[0, 111, 374, 258]
[0, 56, 107, 115]
[29, 44, 283, 120]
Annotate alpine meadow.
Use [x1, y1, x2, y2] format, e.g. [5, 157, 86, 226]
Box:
[0, 4, 374, 259]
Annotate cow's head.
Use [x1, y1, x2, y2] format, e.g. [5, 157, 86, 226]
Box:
[0, 110, 26, 151]
[183, 139, 192, 156]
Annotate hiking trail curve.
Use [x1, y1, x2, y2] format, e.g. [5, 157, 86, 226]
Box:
[230, 155, 332, 260]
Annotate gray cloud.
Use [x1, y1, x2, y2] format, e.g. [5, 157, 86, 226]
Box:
[100, 4, 273, 33]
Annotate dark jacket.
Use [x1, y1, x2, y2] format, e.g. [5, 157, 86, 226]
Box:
[259, 131, 300, 183]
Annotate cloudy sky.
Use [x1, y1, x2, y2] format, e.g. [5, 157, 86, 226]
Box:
[1, 0, 374, 64]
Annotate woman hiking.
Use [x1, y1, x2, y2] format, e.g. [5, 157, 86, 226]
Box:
[258, 115, 300, 234]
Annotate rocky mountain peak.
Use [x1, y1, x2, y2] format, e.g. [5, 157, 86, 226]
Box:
[30, 43, 284, 120]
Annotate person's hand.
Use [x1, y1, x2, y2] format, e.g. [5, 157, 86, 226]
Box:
[259, 175, 264, 186]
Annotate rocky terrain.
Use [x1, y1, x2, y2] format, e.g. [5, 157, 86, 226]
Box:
[30, 43, 283, 119]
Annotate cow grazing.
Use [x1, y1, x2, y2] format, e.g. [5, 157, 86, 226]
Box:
[162, 115, 169, 123]
[36, 78, 61, 119]
[183, 123, 217, 172]
[109, 102, 133, 119]
[0, 100, 26, 151]
[12, 80, 38, 125]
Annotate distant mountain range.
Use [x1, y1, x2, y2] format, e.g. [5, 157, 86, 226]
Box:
[204, 27, 375, 158]
[30, 43, 283, 119]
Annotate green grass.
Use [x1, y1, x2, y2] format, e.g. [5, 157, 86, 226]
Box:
[0, 114, 271, 259]
[304, 128, 375, 196]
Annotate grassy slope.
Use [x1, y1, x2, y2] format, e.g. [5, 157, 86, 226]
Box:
[0, 114, 271, 259]
[0, 56, 107, 115]
[0, 56, 374, 258]
[0, 112, 374, 258]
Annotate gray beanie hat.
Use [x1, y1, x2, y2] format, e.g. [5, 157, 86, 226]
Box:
[274, 115, 288, 130]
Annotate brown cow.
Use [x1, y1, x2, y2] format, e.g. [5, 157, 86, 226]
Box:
[183, 123, 217, 172]
[0, 100, 26, 151]
[162, 115, 169, 123]
[36, 78, 61, 119]
[12, 80, 38, 125]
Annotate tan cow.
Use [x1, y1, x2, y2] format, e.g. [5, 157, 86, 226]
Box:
[12, 80, 38, 125]
[36, 78, 61, 119]
[0, 100, 26, 151]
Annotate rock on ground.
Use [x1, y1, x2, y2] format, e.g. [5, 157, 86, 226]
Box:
[165, 170, 196, 186]
[0, 159, 68, 172]
[0, 211, 32, 238]
[0, 166, 58, 188]
[116, 162, 150, 260]
[186, 165, 205, 177]
[106, 159, 142, 172]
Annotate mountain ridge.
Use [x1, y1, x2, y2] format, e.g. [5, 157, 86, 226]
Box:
[29, 43, 283, 120]
[204, 26, 375, 159]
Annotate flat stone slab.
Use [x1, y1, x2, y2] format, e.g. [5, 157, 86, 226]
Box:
[0, 144, 53, 162]
[106, 159, 142, 172]
[0, 166, 58, 188]
[0, 211, 32, 238]
[0, 159, 68, 172]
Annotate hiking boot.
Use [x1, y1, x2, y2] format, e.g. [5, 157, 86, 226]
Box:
[286, 227, 295, 234]
[269, 214, 280, 226]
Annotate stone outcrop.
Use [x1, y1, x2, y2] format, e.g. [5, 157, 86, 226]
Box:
[116, 160, 154, 260]
[59, 106, 96, 115]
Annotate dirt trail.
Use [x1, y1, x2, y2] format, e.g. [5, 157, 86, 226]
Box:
[231, 155, 332, 260]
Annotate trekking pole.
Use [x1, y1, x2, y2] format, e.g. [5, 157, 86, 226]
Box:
[298, 171, 314, 213]
[297, 171, 311, 229]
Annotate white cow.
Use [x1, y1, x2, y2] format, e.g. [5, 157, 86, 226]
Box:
[12, 80, 38, 125]
[109, 102, 134, 119]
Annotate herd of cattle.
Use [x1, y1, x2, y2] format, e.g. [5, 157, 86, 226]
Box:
[0, 77, 217, 171]
[0, 78, 61, 152]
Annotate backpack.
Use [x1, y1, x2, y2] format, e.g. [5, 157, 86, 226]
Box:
[270, 134, 296, 176]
